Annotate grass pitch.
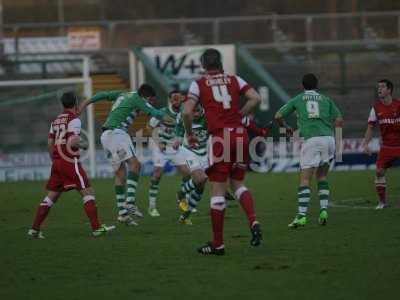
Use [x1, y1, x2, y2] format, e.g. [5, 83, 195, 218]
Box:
[1, 170, 400, 300]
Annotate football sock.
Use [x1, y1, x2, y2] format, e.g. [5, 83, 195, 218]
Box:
[235, 186, 257, 227]
[318, 181, 329, 210]
[31, 196, 53, 231]
[83, 196, 101, 231]
[149, 178, 160, 209]
[179, 178, 196, 197]
[115, 185, 128, 216]
[188, 185, 204, 211]
[298, 186, 311, 216]
[210, 196, 226, 248]
[126, 171, 139, 205]
[375, 176, 386, 203]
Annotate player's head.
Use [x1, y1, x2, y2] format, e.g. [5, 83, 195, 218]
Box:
[168, 89, 182, 111]
[193, 103, 204, 120]
[302, 73, 318, 90]
[200, 48, 223, 72]
[61, 92, 78, 110]
[138, 83, 156, 103]
[378, 79, 393, 99]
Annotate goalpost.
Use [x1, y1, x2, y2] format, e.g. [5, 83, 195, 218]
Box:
[0, 56, 96, 177]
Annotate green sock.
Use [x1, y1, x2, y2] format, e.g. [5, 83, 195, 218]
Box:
[149, 179, 160, 209]
[188, 186, 203, 211]
[126, 171, 139, 205]
[115, 185, 127, 216]
[181, 179, 196, 194]
[318, 181, 329, 210]
[298, 186, 311, 216]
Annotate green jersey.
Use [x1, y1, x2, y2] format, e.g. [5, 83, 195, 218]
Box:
[91, 91, 165, 131]
[176, 114, 209, 156]
[149, 106, 179, 146]
[278, 90, 342, 139]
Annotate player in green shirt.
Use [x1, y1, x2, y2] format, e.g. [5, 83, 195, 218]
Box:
[79, 84, 174, 225]
[146, 90, 191, 217]
[275, 74, 343, 228]
[174, 103, 209, 225]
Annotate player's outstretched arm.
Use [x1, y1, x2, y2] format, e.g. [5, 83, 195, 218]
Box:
[77, 99, 92, 116]
[240, 88, 261, 116]
[77, 91, 124, 115]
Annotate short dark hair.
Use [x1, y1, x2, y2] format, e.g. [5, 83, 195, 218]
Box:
[200, 48, 222, 71]
[379, 79, 394, 94]
[168, 89, 181, 98]
[138, 84, 156, 98]
[61, 92, 77, 108]
[302, 73, 318, 90]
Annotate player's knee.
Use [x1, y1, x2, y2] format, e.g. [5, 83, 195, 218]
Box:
[127, 158, 141, 173]
[82, 195, 95, 204]
[40, 196, 54, 207]
[193, 172, 207, 187]
[115, 167, 127, 185]
[210, 196, 226, 211]
[234, 186, 248, 200]
[153, 168, 162, 180]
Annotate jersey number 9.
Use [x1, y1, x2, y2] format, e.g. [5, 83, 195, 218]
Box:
[306, 101, 320, 119]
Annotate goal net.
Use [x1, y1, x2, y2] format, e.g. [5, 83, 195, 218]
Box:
[0, 58, 95, 181]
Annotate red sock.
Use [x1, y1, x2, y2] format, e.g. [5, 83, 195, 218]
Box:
[32, 204, 51, 231]
[83, 198, 101, 230]
[210, 208, 225, 248]
[375, 184, 386, 203]
[238, 190, 257, 227]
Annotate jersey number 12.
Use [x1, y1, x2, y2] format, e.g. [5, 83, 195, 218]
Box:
[53, 124, 67, 145]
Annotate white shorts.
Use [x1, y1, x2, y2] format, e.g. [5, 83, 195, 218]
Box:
[300, 136, 335, 169]
[151, 142, 186, 168]
[100, 129, 135, 170]
[180, 146, 209, 172]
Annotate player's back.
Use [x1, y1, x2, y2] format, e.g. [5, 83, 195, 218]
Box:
[194, 72, 249, 134]
[289, 90, 341, 139]
[49, 111, 81, 161]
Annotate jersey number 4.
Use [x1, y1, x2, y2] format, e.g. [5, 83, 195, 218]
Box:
[212, 85, 232, 109]
[306, 101, 320, 119]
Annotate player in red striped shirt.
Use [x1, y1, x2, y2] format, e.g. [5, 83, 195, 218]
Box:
[362, 79, 400, 209]
[183, 48, 262, 255]
[28, 92, 114, 238]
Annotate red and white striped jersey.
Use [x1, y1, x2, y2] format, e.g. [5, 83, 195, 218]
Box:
[368, 99, 400, 147]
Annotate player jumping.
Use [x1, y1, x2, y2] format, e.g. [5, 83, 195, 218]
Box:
[79, 84, 174, 225]
[183, 48, 263, 255]
[275, 73, 343, 228]
[362, 79, 400, 209]
[28, 92, 115, 238]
